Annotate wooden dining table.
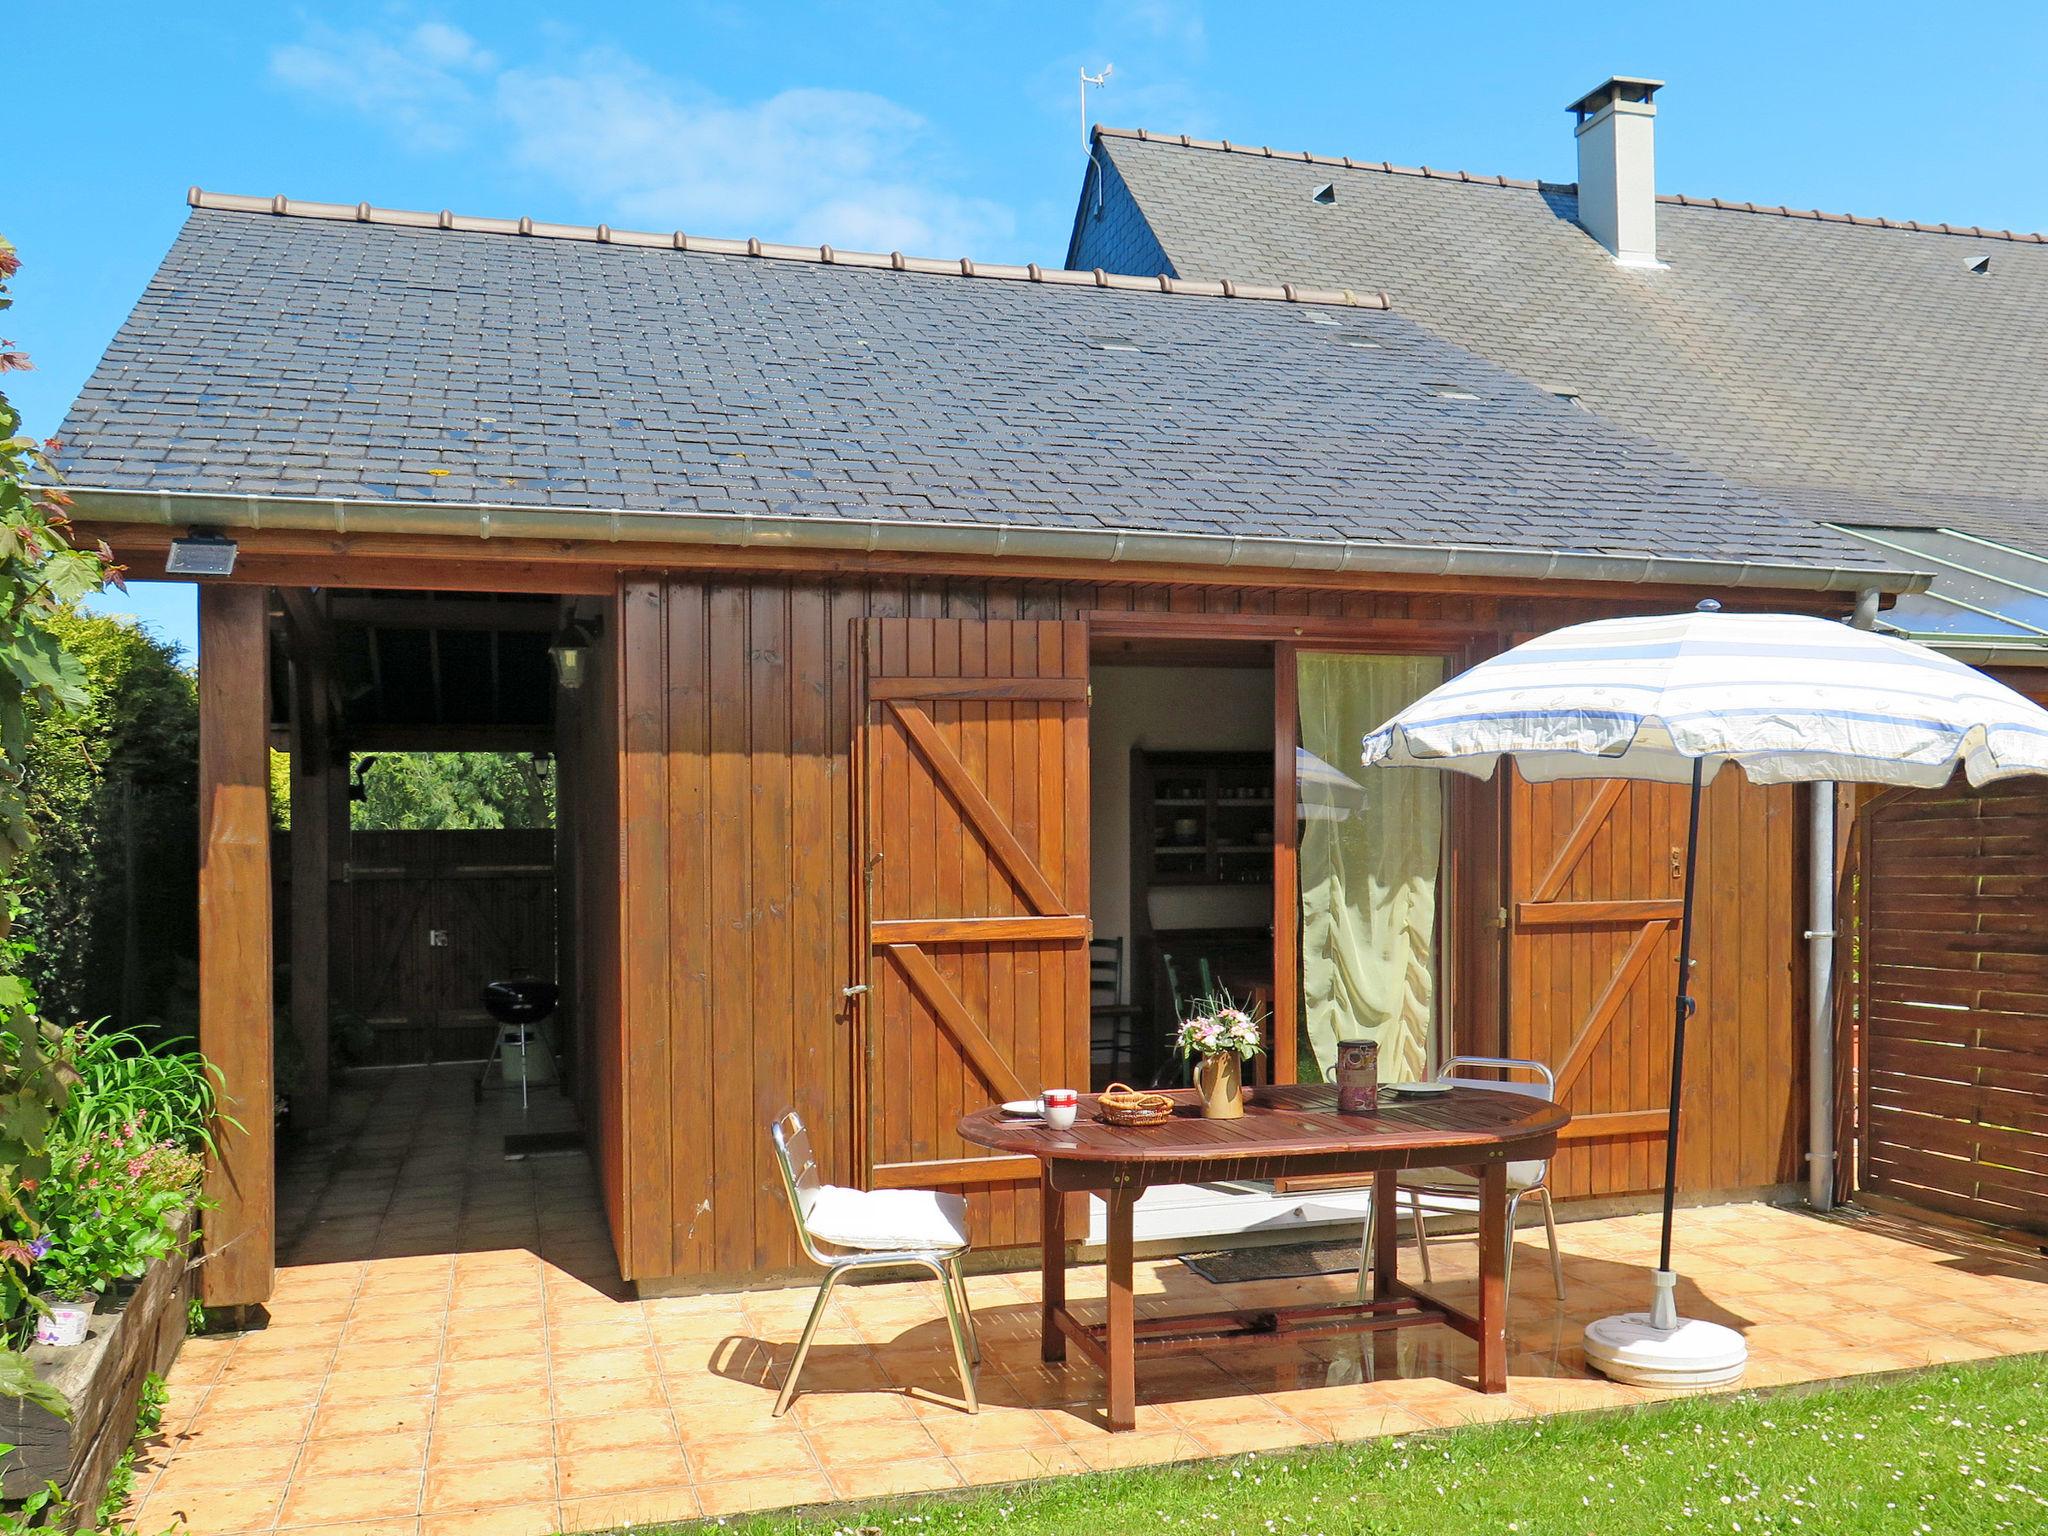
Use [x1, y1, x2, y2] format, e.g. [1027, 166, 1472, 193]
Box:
[959, 1083, 1570, 1430]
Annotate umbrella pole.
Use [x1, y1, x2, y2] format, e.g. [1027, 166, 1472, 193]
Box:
[1659, 756, 1706, 1277]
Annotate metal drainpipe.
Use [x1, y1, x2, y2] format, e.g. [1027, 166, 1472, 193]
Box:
[1807, 586, 1882, 1210]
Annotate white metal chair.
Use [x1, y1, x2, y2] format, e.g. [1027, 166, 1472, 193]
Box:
[768, 1110, 980, 1415]
[1354, 1055, 1566, 1304]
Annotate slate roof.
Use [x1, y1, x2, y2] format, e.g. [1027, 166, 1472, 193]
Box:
[55, 197, 1902, 580]
[1071, 128, 2048, 553]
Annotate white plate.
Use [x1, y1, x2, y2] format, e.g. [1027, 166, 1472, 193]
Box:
[1000, 1100, 1044, 1117]
[1387, 1081, 1451, 1097]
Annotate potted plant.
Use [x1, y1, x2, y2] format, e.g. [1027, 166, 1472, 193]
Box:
[1172, 992, 1265, 1119]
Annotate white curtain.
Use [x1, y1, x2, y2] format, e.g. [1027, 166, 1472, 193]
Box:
[1296, 654, 1444, 1084]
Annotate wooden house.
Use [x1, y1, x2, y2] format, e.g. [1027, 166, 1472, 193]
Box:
[56, 188, 1927, 1306]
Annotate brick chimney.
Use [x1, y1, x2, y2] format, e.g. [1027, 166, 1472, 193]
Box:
[1567, 76, 1664, 267]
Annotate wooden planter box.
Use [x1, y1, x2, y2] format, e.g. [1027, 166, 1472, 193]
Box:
[0, 1211, 193, 1522]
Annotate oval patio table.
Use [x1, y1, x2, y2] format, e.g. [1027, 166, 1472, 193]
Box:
[960, 1083, 1570, 1430]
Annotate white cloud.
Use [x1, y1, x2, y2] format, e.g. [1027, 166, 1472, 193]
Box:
[269, 22, 496, 152]
[270, 25, 1014, 256]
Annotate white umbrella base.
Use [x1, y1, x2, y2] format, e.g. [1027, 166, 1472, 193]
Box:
[1583, 1314, 1748, 1389]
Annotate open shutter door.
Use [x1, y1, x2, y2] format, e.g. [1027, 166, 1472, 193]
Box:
[1507, 774, 1685, 1197]
[858, 619, 1090, 1247]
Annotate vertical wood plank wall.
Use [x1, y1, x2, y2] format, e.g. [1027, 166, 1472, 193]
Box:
[606, 573, 1814, 1284]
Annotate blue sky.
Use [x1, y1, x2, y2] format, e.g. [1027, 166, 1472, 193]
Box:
[13, 1, 2047, 659]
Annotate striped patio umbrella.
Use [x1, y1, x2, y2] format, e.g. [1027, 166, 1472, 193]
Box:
[1361, 605, 2048, 1385]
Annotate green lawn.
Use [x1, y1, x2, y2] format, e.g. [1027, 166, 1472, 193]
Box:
[627, 1354, 2045, 1536]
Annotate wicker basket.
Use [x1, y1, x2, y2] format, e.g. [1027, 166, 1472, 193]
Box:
[1097, 1083, 1175, 1128]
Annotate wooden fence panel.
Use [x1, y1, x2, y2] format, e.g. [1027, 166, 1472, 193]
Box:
[1859, 780, 2048, 1237]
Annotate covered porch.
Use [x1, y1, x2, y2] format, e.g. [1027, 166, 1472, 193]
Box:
[127, 1069, 2048, 1534]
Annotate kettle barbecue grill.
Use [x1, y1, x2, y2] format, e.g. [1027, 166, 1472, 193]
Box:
[476, 977, 561, 1107]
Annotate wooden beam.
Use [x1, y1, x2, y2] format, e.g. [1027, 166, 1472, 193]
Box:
[343, 724, 553, 753]
[198, 585, 275, 1309]
[75, 521, 1868, 612]
[288, 645, 332, 1129]
[326, 595, 558, 631]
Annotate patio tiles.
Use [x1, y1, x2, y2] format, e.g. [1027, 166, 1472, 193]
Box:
[127, 1067, 2048, 1535]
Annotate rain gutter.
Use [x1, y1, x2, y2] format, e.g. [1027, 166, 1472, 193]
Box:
[65, 487, 1932, 596]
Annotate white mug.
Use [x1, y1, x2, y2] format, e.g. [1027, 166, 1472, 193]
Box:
[1042, 1087, 1078, 1130]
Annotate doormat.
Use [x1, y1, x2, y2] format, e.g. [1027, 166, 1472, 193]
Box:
[1180, 1239, 1360, 1285]
[504, 1131, 583, 1159]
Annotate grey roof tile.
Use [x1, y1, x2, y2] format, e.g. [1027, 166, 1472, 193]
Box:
[55, 202, 1898, 574]
[1076, 129, 2048, 552]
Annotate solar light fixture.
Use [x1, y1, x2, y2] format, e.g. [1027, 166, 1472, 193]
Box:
[164, 531, 239, 577]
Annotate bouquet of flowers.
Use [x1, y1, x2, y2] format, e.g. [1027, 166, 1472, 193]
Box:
[1172, 991, 1266, 1062]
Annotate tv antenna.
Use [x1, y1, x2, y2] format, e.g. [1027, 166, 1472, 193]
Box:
[1080, 64, 1112, 150]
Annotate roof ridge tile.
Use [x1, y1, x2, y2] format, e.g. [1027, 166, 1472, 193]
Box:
[1096, 126, 2048, 244]
[181, 188, 1395, 310]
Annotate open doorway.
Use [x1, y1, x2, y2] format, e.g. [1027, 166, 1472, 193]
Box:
[1085, 632, 1453, 1246]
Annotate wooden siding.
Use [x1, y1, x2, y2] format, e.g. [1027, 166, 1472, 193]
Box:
[610, 574, 1820, 1283]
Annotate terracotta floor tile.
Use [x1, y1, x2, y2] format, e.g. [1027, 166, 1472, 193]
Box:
[278, 1469, 424, 1528]
[429, 1417, 555, 1467]
[199, 1375, 328, 1416]
[436, 1355, 549, 1395]
[555, 1444, 691, 1498]
[1068, 1429, 1206, 1471]
[436, 1383, 554, 1427]
[559, 1485, 702, 1528]
[144, 1438, 299, 1488]
[686, 1431, 820, 1481]
[419, 1504, 562, 1536]
[310, 1396, 436, 1440]
[695, 1470, 837, 1517]
[272, 1520, 418, 1536]
[295, 1430, 430, 1479]
[551, 1411, 677, 1457]
[421, 1457, 558, 1513]
[176, 1403, 316, 1450]
[322, 1363, 441, 1402]
[949, 1445, 1090, 1483]
[805, 1418, 943, 1468]
[133, 1480, 287, 1535]
[826, 1456, 964, 1500]
[552, 1377, 668, 1417]
[919, 1410, 1068, 1457]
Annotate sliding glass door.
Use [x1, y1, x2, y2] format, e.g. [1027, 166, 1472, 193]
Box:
[1282, 650, 1447, 1085]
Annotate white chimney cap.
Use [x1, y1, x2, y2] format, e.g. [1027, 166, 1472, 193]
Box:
[1567, 76, 1664, 124]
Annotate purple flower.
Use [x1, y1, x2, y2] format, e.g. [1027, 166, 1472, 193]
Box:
[28, 1236, 52, 1261]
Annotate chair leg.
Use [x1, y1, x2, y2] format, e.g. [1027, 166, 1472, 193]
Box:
[773, 1266, 842, 1417]
[1504, 1191, 1522, 1302]
[1355, 1190, 1373, 1303]
[928, 1260, 979, 1413]
[1537, 1186, 1566, 1300]
[947, 1255, 980, 1364]
[1409, 1190, 1433, 1282]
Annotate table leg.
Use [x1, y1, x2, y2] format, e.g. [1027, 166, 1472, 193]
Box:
[1040, 1166, 1066, 1364]
[1104, 1181, 1138, 1432]
[1371, 1168, 1399, 1301]
[1477, 1159, 1508, 1392]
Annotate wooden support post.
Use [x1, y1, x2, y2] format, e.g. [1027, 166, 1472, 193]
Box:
[288, 643, 332, 1128]
[198, 585, 275, 1309]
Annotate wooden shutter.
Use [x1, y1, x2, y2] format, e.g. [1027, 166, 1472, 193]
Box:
[856, 619, 1090, 1246]
[1506, 774, 1685, 1196]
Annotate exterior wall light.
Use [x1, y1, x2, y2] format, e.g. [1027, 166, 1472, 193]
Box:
[549, 623, 594, 691]
[164, 531, 239, 576]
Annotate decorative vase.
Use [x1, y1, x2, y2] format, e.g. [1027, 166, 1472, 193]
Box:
[1335, 1038, 1380, 1114]
[1195, 1054, 1245, 1119]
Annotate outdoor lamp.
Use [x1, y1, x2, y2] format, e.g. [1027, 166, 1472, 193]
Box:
[549, 622, 593, 691]
[164, 530, 239, 576]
